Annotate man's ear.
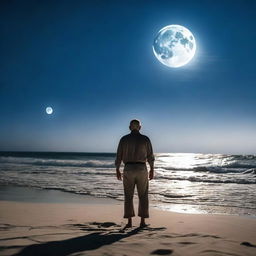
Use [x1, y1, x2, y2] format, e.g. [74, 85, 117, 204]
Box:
[129, 125, 131, 130]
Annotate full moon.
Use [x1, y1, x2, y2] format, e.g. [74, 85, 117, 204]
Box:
[46, 107, 53, 115]
[153, 24, 196, 68]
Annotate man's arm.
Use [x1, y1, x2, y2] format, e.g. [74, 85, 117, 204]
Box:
[115, 138, 123, 180]
[148, 161, 154, 180]
[146, 138, 155, 180]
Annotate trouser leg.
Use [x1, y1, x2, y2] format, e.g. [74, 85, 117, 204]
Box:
[136, 169, 149, 218]
[123, 170, 136, 218]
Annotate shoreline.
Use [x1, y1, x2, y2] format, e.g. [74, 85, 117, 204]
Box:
[0, 185, 255, 219]
[0, 185, 120, 205]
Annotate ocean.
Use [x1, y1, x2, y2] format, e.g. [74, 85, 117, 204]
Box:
[0, 151, 255, 216]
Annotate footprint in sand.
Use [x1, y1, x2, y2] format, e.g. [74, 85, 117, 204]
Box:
[241, 241, 256, 248]
[151, 249, 173, 255]
[90, 222, 118, 228]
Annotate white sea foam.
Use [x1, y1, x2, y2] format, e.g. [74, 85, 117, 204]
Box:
[0, 152, 255, 216]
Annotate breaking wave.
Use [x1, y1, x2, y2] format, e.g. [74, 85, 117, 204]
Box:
[0, 157, 114, 168]
[0, 151, 256, 216]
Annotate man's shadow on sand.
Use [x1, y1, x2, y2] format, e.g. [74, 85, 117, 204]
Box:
[12, 222, 166, 256]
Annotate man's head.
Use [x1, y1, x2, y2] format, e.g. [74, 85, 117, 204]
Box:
[129, 119, 141, 131]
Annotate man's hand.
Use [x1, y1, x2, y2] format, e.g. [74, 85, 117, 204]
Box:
[116, 169, 122, 181]
[149, 169, 154, 180]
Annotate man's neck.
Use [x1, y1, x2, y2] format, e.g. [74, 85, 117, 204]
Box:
[131, 129, 140, 134]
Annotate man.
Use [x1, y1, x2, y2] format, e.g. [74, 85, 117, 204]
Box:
[115, 119, 155, 228]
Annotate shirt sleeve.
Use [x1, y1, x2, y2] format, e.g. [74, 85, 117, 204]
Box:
[146, 138, 155, 164]
[115, 138, 123, 168]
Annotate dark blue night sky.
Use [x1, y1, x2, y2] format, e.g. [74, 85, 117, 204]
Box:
[0, 0, 255, 153]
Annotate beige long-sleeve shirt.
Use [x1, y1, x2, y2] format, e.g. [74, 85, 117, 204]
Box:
[115, 129, 155, 168]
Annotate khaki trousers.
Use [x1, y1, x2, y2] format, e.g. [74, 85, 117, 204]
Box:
[123, 164, 149, 218]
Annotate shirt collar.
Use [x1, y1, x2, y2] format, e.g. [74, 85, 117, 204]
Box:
[131, 129, 140, 134]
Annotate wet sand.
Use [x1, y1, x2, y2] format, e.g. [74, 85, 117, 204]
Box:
[0, 187, 256, 256]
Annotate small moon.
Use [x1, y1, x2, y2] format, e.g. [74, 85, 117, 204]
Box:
[152, 24, 196, 68]
[46, 107, 53, 115]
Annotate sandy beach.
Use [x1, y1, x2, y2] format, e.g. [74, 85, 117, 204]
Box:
[0, 187, 255, 256]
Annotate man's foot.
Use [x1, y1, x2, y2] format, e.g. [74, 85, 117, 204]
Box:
[139, 222, 148, 228]
[139, 217, 148, 228]
[125, 223, 132, 228]
[120, 223, 132, 231]
[121, 217, 132, 230]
